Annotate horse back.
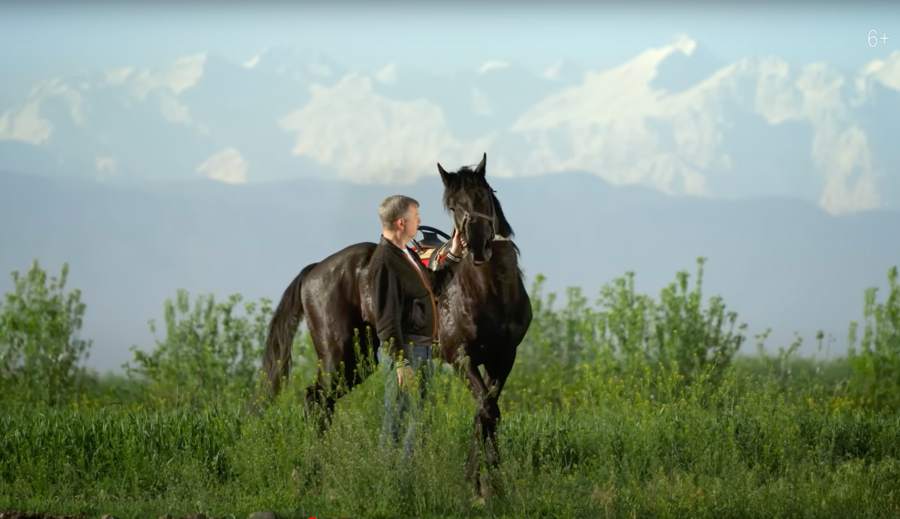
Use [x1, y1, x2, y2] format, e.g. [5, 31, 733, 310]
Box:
[302, 242, 378, 322]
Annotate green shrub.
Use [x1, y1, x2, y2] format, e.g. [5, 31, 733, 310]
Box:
[506, 257, 746, 411]
[0, 259, 92, 410]
[123, 290, 274, 410]
[848, 265, 900, 411]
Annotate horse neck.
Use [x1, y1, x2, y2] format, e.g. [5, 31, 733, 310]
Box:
[461, 240, 519, 294]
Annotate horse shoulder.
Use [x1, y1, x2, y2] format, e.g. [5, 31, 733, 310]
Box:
[355, 243, 383, 323]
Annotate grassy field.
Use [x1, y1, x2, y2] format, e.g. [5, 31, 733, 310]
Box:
[2, 259, 900, 519]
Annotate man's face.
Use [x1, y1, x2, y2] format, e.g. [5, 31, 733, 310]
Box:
[400, 204, 420, 242]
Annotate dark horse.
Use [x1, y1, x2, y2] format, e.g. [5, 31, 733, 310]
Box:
[261, 153, 532, 497]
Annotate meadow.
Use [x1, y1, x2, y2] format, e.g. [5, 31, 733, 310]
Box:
[2, 257, 900, 519]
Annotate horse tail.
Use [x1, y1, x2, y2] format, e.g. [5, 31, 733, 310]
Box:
[262, 263, 317, 397]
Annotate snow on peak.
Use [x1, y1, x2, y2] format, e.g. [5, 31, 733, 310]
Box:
[623, 34, 700, 74]
[131, 53, 208, 100]
[0, 78, 86, 145]
[375, 64, 398, 85]
[669, 34, 698, 56]
[543, 60, 584, 82]
[277, 72, 492, 184]
[105, 68, 135, 84]
[479, 60, 510, 74]
[243, 54, 263, 69]
[249, 47, 345, 79]
[859, 50, 900, 91]
[197, 148, 247, 184]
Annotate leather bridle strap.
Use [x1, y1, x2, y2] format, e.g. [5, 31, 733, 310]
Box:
[452, 194, 511, 242]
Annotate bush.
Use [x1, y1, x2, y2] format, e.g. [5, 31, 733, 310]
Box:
[123, 290, 274, 410]
[847, 265, 900, 411]
[506, 257, 746, 410]
[0, 260, 92, 410]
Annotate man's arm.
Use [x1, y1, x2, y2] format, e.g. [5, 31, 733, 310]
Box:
[372, 263, 407, 361]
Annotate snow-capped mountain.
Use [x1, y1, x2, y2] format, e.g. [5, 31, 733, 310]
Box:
[1, 34, 899, 214]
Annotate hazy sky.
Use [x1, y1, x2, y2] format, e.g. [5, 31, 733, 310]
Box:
[2, 1, 898, 96]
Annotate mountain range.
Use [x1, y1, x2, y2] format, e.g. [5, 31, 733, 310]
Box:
[2, 35, 899, 213]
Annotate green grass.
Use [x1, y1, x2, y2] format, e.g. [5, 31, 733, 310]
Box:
[3, 359, 900, 519]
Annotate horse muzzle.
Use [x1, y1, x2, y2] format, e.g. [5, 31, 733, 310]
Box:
[471, 242, 493, 265]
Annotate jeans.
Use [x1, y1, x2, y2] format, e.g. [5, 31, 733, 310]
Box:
[377, 342, 435, 458]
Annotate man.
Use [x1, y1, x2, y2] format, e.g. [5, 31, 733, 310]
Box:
[368, 194, 465, 455]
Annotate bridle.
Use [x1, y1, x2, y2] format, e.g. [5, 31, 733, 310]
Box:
[451, 190, 511, 245]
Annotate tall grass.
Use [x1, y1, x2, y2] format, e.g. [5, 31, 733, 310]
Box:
[2, 258, 900, 518]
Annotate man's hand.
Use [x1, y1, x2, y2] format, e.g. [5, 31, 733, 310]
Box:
[397, 365, 415, 388]
[449, 228, 468, 256]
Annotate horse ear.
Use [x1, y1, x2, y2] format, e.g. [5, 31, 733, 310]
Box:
[437, 163, 450, 186]
[474, 153, 486, 177]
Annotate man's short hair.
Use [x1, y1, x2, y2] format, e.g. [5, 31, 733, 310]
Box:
[379, 195, 419, 230]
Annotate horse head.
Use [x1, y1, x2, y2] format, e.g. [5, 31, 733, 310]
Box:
[437, 153, 513, 266]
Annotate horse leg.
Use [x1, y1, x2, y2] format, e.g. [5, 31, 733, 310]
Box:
[303, 367, 336, 435]
[451, 355, 492, 496]
[303, 329, 367, 435]
[479, 351, 516, 498]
